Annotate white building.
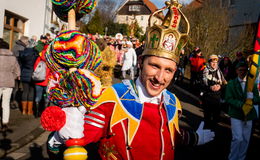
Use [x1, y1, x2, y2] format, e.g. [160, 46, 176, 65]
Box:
[114, 0, 162, 36]
[0, 0, 53, 48]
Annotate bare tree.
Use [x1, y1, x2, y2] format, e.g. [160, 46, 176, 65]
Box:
[183, 0, 257, 60]
[80, 0, 123, 24]
[229, 24, 256, 59]
[97, 0, 121, 24]
[183, 0, 229, 59]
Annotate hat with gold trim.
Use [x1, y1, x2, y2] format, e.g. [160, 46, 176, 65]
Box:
[142, 0, 190, 63]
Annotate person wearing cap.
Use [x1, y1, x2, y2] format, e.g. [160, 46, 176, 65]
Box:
[189, 48, 206, 95]
[188, 46, 200, 59]
[121, 41, 137, 80]
[231, 52, 246, 79]
[201, 54, 227, 130]
[47, 1, 215, 159]
[34, 35, 48, 54]
[11, 36, 29, 109]
[225, 60, 260, 160]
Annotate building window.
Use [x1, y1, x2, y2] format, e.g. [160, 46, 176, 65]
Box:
[129, 5, 140, 12]
[126, 16, 128, 21]
[141, 16, 143, 20]
[3, 10, 27, 49]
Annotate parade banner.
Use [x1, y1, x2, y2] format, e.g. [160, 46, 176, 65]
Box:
[243, 16, 260, 116]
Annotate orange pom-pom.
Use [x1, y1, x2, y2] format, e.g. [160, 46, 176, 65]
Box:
[40, 106, 66, 131]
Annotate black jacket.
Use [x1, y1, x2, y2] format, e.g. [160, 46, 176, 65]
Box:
[20, 48, 38, 82]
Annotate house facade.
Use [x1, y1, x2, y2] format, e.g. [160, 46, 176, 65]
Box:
[223, 0, 260, 43]
[114, 0, 161, 35]
[0, 0, 53, 48]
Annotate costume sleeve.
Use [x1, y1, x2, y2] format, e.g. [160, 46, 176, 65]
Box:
[175, 128, 198, 147]
[83, 102, 114, 144]
[225, 81, 244, 109]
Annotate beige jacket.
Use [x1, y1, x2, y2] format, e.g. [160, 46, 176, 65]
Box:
[0, 49, 20, 88]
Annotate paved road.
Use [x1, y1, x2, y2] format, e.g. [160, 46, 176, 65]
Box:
[3, 78, 260, 160]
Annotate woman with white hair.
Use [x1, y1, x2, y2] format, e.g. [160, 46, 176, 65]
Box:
[121, 41, 137, 80]
[202, 54, 227, 130]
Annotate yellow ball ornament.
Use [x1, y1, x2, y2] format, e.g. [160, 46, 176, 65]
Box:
[64, 146, 88, 160]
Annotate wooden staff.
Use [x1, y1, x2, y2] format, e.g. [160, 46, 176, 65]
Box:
[63, 8, 88, 160]
[68, 9, 76, 30]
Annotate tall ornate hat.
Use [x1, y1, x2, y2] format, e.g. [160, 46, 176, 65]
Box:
[142, 0, 190, 63]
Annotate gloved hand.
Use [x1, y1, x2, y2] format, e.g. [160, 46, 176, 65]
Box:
[196, 121, 215, 145]
[247, 92, 253, 99]
[58, 106, 86, 140]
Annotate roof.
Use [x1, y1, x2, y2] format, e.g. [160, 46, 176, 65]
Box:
[143, 0, 158, 13]
[116, 0, 158, 15]
[185, 0, 203, 9]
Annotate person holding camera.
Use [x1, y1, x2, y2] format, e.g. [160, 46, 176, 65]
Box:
[202, 54, 227, 130]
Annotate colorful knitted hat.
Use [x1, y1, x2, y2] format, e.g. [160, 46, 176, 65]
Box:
[52, 0, 96, 22]
[45, 30, 103, 109]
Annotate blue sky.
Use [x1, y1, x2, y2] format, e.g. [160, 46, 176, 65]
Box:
[150, 0, 192, 8]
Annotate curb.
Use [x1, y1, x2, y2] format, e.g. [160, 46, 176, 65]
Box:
[168, 81, 202, 106]
[5, 126, 45, 155]
[173, 83, 201, 102]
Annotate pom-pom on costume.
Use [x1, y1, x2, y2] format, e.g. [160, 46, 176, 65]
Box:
[44, 30, 102, 109]
[52, 0, 96, 22]
[41, 106, 66, 131]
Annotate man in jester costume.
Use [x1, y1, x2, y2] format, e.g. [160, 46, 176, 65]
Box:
[43, 0, 215, 160]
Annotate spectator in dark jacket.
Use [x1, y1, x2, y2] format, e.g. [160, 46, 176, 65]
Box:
[219, 56, 233, 81]
[11, 36, 29, 109]
[0, 40, 20, 130]
[19, 47, 38, 116]
[177, 48, 188, 82]
[12, 36, 29, 60]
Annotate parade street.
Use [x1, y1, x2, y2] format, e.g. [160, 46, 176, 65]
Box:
[2, 78, 259, 160]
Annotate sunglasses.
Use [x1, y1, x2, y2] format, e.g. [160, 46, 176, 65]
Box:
[209, 58, 218, 62]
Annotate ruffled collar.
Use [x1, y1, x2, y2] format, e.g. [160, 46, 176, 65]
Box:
[135, 77, 162, 104]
